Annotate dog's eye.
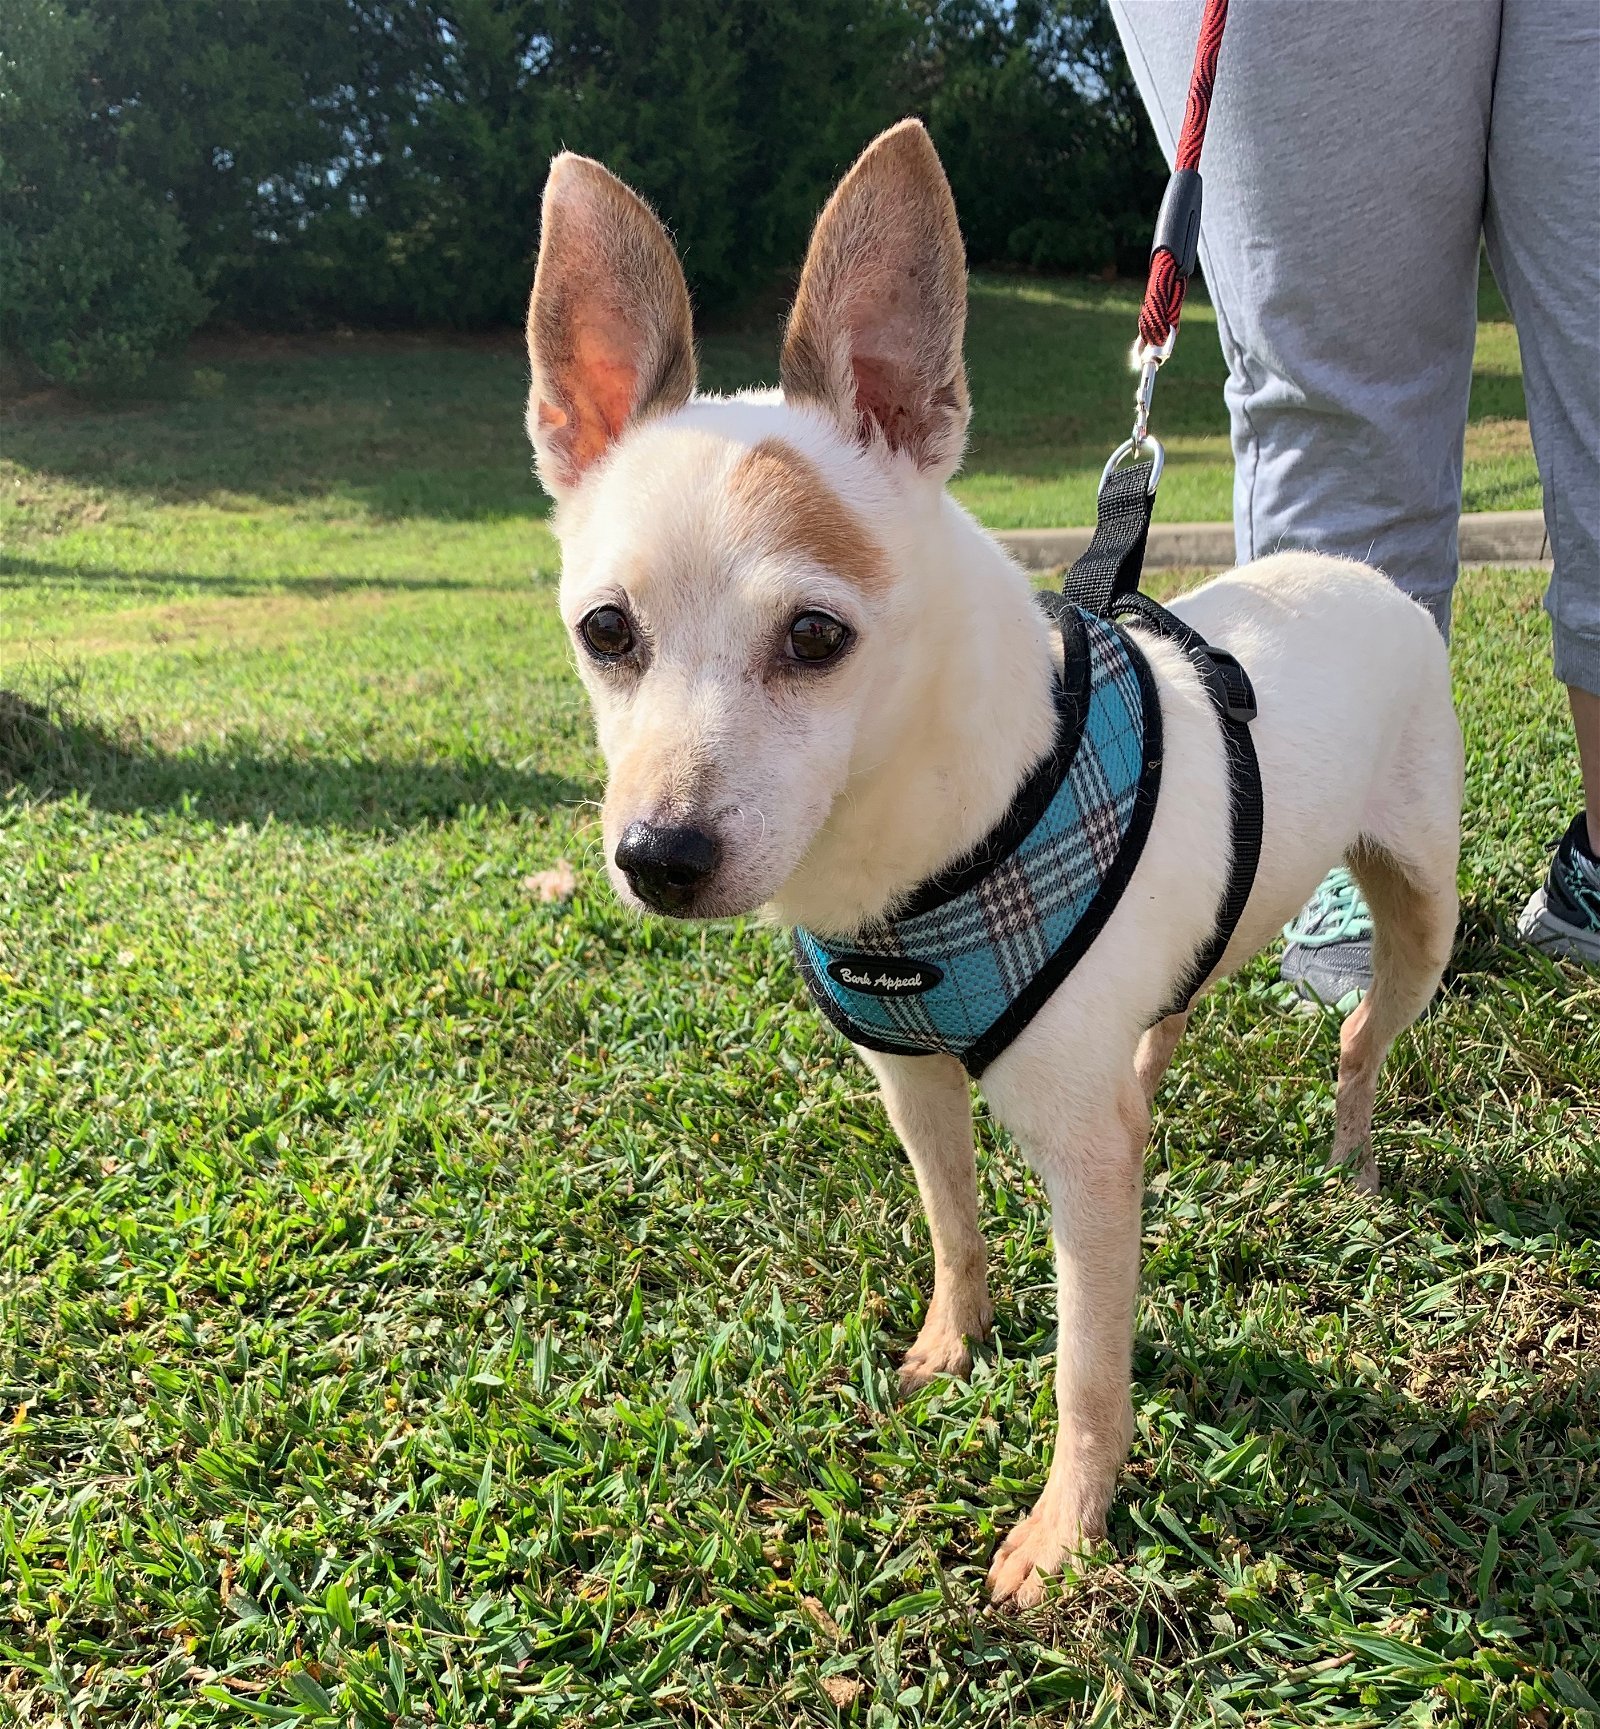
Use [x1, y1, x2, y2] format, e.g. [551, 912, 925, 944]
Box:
[787, 611, 850, 664]
[579, 605, 636, 659]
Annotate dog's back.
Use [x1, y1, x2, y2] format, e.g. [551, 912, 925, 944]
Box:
[1162, 551, 1461, 968]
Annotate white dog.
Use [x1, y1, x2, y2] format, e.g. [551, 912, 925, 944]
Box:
[525, 121, 1463, 1607]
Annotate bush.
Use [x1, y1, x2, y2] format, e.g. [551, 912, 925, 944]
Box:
[0, 172, 209, 387]
[0, 0, 208, 385]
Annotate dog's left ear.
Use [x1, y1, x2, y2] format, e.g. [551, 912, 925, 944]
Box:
[780, 119, 969, 481]
[527, 153, 696, 497]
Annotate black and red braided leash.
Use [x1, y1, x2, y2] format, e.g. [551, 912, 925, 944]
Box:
[1139, 0, 1229, 351]
[1048, 0, 1261, 1015]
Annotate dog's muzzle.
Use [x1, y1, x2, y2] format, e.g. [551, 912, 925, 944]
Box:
[614, 821, 721, 914]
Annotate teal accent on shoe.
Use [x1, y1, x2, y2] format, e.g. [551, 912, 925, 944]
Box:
[1279, 865, 1374, 1011]
[1282, 866, 1374, 947]
[1516, 813, 1600, 967]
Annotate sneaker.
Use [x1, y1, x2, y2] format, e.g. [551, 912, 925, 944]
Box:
[1280, 865, 1373, 1013]
[1516, 813, 1600, 967]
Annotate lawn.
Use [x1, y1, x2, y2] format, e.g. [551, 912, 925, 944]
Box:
[1, 274, 1595, 1727]
[0, 268, 1536, 641]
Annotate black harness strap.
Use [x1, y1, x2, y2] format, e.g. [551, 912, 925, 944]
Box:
[1062, 458, 1157, 613]
[1057, 463, 1264, 1015]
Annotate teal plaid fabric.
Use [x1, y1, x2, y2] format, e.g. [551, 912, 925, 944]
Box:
[793, 611, 1162, 1076]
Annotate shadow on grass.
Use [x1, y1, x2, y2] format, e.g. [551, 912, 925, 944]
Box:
[1, 340, 551, 525]
[1443, 895, 1600, 1011]
[4, 274, 1528, 529]
[0, 554, 542, 599]
[0, 690, 587, 832]
[1125, 1335, 1598, 1576]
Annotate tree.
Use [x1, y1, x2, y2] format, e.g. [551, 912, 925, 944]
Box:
[0, 0, 1164, 378]
[918, 0, 1165, 275]
[0, 0, 207, 384]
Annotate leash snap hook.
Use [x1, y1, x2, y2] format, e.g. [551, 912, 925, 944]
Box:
[1130, 328, 1176, 449]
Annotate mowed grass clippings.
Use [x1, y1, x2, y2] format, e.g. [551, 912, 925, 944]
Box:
[0, 285, 1592, 1724]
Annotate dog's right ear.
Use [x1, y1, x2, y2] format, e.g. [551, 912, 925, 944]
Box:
[780, 120, 969, 481]
[526, 155, 696, 497]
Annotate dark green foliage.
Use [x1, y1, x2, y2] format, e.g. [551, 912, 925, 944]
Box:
[918, 0, 1165, 274]
[381, 0, 923, 322]
[0, 0, 209, 385]
[1, 0, 1164, 376]
[83, 0, 435, 325]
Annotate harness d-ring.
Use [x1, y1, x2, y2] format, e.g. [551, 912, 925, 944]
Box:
[1100, 435, 1165, 497]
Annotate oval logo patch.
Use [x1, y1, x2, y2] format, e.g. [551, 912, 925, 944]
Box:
[825, 955, 944, 996]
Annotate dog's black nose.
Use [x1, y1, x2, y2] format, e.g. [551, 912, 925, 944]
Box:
[614, 821, 721, 913]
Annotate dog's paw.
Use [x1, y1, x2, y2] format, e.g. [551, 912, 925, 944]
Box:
[986, 1506, 1098, 1609]
[1331, 1137, 1379, 1194]
[898, 1303, 991, 1395]
[898, 1331, 972, 1395]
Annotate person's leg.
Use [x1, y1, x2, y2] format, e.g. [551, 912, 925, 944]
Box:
[1109, 2, 1504, 1002]
[1110, 0, 1501, 635]
[1574, 692, 1600, 857]
[1486, 0, 1600, 963]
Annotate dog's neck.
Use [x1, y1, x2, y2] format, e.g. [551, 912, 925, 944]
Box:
[768, 498, 1060, 937]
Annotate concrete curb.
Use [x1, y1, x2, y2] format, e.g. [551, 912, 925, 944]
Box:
[998, 509, 1550, 572]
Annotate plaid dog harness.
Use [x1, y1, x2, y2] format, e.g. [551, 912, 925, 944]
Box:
[793, 609, 1163, 1077]
[794, 0, 1262, 1078]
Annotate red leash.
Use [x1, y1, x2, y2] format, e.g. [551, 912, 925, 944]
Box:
[1099, 0, 1229, 486]
[1138, 0, 1230, 353]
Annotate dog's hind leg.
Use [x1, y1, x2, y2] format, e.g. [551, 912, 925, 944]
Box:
[1134, 1010, 1189, 1105]
[1326, 666, 1462, 1190]
[1334, 836, 1459, 1190]
[863, 1049, 993, 1393]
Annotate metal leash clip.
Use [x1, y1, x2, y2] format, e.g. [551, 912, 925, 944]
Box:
[1099, 329, 1175, 496]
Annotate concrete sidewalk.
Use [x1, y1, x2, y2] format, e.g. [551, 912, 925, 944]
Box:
[998, 508, 1550, 572]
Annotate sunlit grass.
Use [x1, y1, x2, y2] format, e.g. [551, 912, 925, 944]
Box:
[0, 270, 1587, 1728]
[2, 266, 1537, 646]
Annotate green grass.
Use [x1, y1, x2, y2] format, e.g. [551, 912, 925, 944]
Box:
[0, 276, 1593, 1727]
[954, 264, 1537, 527]
[0, 265, 1537, 640]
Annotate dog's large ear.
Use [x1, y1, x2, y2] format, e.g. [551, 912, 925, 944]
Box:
[780, 120, 969, 480]
[526, 154, 696, 496]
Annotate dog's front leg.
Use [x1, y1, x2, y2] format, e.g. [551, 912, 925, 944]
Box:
[984, 1075, 1147, 1608]
[861, 1049, 993, 1392]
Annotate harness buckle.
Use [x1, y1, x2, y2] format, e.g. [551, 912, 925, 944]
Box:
[1194, 645, 1258, 724]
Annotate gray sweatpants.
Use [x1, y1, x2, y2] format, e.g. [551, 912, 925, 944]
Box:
[1111, 0, 1600, 694]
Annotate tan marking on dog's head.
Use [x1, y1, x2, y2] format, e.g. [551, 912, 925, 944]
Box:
[726, 438, 888, 592]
